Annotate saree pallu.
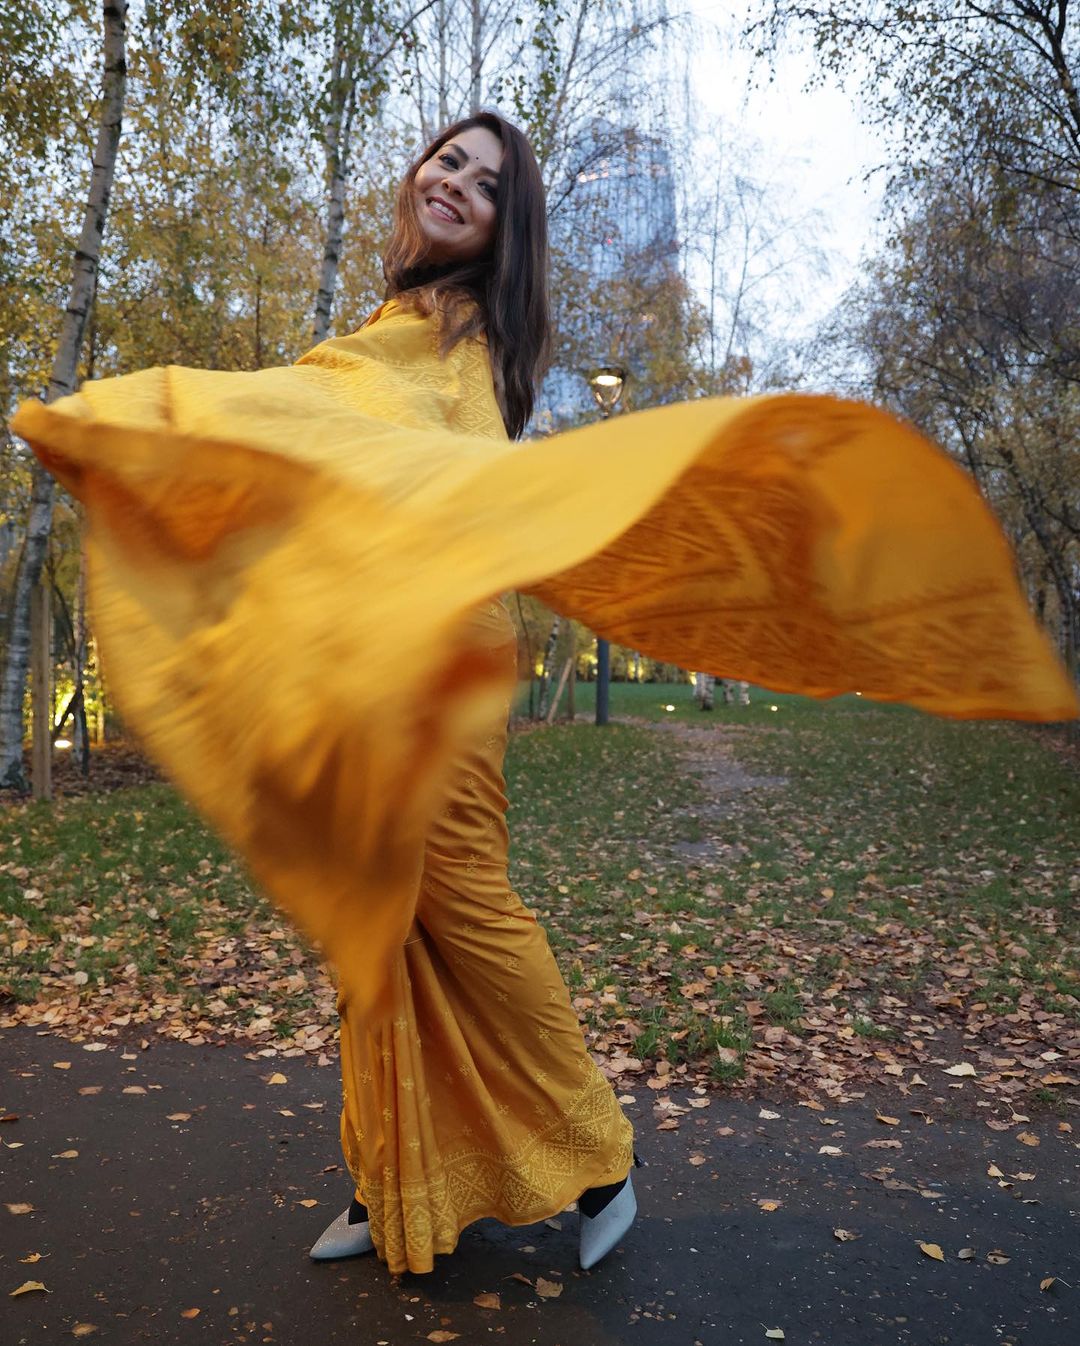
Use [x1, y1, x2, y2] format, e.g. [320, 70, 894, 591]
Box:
[13, 300, 1077, 1271]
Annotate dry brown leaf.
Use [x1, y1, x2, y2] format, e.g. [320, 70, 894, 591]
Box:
[1017, 1132, 1040, 1147]
[180, 1307, 200, 1319]
[758, 1199, 781, 1212]
[535, 1277, 563, 1299]
[833, 1229, 859, 1241]
[427, 1332, 460, 1342]
[919, 1242, 945, 1261]
[122, 1086, 146, 1096]
[875, 1114, 900, 1126]
[818, 1145, 843, 1156]
[19, 1254, 44, 1264]
[297, 1199, 318, 1208]
[6, 1203, 34, 1215]
[473, 1292, 501, 1310]
[509, 1272, 533, 1286]
[266, 1073, 287, 1085]
[167, 1112, 191, 1122]
[1012, 1172, 1036, 1181]
[958, 1248, 975, 1260]
[52, 1062, 71, 1070]
[78, 1087, 102, 1096]
[987, 1250, 1010, 1265]
[864, 1139, 902, 1149]
[987, 1164, 1004, 1178]
[82, 1044, 108, 1053]
[689, 1154, 707, 1167]
[72, 1325, 98, 1337]
[1040, 1277, 1057, 1292]
[759, 1108, 781, 1120]
[53, 1150, 79, 1159]
[943, 1063, 976, 1077]
[10, 1281, 48, 1296]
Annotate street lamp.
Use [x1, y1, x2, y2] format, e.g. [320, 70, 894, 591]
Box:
[586, 366, 626, 726]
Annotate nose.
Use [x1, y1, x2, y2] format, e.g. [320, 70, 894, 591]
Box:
[441, 171, 465, 198]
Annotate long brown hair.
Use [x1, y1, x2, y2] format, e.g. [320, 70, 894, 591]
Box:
[383, 112, 550, 439]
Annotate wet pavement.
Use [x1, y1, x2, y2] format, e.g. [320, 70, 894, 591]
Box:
[2, 1024, 1077, 1345]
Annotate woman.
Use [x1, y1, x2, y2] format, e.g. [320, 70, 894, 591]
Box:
[304, 113, 640, 1273]
[14, 110, 1076, 1279]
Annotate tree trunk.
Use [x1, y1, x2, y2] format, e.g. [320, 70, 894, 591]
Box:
[0, 0, 127, 792]
[312, 31, 356, 347]
[700, 674, 715, 710]
[536, 615, 561, 719]
[469, 0, 483, 111]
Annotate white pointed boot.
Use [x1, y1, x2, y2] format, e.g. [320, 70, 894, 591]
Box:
[578, 1171, 637, 1270]
[309, 1206, 375, 1260]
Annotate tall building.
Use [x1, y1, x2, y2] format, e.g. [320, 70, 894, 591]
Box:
[533, 122, 679, 432]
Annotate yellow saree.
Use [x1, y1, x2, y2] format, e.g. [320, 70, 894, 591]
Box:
[12, 300, 1076, 1269]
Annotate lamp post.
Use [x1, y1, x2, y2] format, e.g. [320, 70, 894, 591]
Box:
[586, 366, 626, 727]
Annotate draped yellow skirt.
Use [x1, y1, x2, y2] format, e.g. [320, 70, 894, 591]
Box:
[13, 300, 1076, 1273]
[339, 598, 632, 1272]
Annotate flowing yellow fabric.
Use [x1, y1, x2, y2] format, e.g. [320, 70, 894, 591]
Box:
[12, 301, 1077, 1266]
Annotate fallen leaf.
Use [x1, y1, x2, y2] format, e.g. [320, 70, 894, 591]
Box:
[987, 1164, 1004, 1178]
[53, 1150, 79, 1159]
[72, 1325, 98, 1337]
[875, 1114, 900, 1126]
[167, 1113, 191, 1122]
[53, 1062, 72, 1071]
[544, 1217, 561, 1230]
[122, 1086, 146, 1095]
[1012, 1172, 1036, 1181]
[689, 1154, 707, 1167]
[473, 1292, 501, 1309]
[986, 1250, 1010, 1265]
[180, 1307, 200, 1318]
[78, 1087, 102, 1096]
[818, 1146, 843, 1156]
[82, 1044, 108, 1053]
[427, 1332, 460, 1342]
[758, 1199, 781, 1212]
[943, 1063, 976, 1077]
[19, 1254, 44, 1264]
[958, 1248, 975, 1260]
[765, 1330, 785, 1340]
[864, 1139, 902, 1149]
[919, 1242, 945, 1261]
[266, 1073, 287, 1085]
[758, 1108, 781, 1120]
[297, 1199, 318, 1208]
[1017, 1132, 1040, 1147]
[1040, 1277, 1058, 1292]
[509, 1272, 533, 1286]
[10, 1281, 48, 1296]
[6, 1203, 34, 1215]
[535, 1276, 563, 1298]
[833, 1229, 860, 1241]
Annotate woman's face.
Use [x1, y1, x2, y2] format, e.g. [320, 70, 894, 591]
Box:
[413, 125, 503, 264]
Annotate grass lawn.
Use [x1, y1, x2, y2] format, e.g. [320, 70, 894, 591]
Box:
[2, 681, 1077, 1108]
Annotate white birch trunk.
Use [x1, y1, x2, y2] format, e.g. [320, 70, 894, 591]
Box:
[312, 35, 354, 347]
[0, 0, 127, 791]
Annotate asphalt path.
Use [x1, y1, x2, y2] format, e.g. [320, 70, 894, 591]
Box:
[2, 1025, 1077, 1346]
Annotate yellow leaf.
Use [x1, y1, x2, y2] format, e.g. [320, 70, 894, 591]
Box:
[758, 1199, 781, 1212]
[6, 1203, 34, 1215]
[53, 1150, 79, 1159]
[535, 1276, 563, 1298]
[427, 1333, 460, 1343]
[10, 1281, 48, 1296]
[1017, 1132, 1040, 1147]
[52, 1062, 72, 1070]
[875, 1114, 900, 1126]
[473, 1293, 500, 1309]
[72, 1325, 98, 1337]
[266, 1073, 287, 1086]
[122, 1087, 146, 1095]
[19, 1254, 43, 1264]
[919, 1242, 945, 1261]
[78, 1087, 102, 1096]
[297, 1199, 318, 1208]
[180, 1307, 200, 1318]
[987, 1164, 1004, 1178]
[943, 1063, 976, 1077]
[167, 1113, 191, 1122]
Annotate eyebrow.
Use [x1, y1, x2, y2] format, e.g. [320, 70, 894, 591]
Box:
[444, 141, 500, 181]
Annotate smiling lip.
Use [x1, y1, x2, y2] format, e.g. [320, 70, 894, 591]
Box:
[426, 196, 464, 224]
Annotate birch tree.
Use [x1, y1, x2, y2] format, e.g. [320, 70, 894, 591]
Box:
[0, 0, 128, 791]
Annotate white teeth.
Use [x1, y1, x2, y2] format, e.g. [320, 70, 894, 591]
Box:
[428, 199, 462, 223]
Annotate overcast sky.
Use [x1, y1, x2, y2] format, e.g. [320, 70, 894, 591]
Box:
[683, 3, 889, 327]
